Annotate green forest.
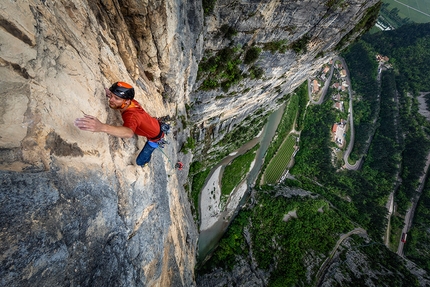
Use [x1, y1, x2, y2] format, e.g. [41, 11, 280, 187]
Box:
[199, 189, 354, 286]
[221, 144, 259, 197]
[197, 23, 430, 285]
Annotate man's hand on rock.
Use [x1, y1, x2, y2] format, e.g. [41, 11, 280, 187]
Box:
[74, 115, 105, 132]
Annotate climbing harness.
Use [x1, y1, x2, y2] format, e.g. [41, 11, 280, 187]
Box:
[160, 122, 171, 135]
[158, 116, 171, 135]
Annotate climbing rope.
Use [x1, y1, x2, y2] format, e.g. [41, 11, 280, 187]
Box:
[156, 146, 183, 170]
[154, 118, 183, 170]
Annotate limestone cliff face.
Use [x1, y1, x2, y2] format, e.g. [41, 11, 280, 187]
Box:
[0, 0, 379, 286]
[0, 0, 200, 286]
[190, 0, 380, 160]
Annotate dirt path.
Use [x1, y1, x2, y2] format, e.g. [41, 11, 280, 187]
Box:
[314, 227, 367, 286]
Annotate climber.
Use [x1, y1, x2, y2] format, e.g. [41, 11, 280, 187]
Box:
[74, 81, 166, 167]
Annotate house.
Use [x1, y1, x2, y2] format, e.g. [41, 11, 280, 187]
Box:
[335, 102, 343, 111]
[321, 74, 326, 81]
[312, 79, 320, 93]
[376, 54, 390, 63]
[332, 124, 337, 133]
[323, 66, 330, 74]
[334, 123, 346, 146]
[340, 69, 347, 77]
[332, 82, 340, 89]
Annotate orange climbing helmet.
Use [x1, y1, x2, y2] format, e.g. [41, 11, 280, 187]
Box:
[109, 82, 135, 100]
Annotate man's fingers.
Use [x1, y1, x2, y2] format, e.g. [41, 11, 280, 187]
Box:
[75, 117, 95, 124]
[74, 117, 100, 132]
[75, 117, 89, 124]
[75, 118, 91, 129]
[75, 111, 105, 133]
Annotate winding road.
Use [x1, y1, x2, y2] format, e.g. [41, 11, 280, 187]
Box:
[308, 57, 361, 170]
[339, 57, 362, 170]
[310, 60, 335, 105]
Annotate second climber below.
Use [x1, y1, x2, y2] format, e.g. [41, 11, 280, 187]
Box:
[74, 81, 166, 167]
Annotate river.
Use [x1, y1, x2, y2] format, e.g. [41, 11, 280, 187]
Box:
[197, 103, 286, 263]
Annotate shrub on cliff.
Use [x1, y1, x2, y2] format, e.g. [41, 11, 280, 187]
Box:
[244, 46, 261, 64]
[198, 46, 244, 91]
[291, 34, 310, 54]
[249, 66, 264, 79]
[202, 0, 216, 15]
[263, 40, 288, 54]
[220, 24, 238, 40]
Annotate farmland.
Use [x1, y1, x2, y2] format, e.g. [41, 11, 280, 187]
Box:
[263, 135, 297, 184]
[259, 82, 308, 185]
[382, 0, 430, 25]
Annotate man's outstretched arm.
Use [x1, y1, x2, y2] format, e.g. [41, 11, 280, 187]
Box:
[74, 115, 134, 138]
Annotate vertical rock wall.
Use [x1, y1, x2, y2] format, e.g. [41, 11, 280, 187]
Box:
[0, 0, 201, 286]
[189, 0, 380, 159]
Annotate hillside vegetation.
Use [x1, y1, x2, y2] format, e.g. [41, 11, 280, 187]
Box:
[197, 23, 430, 286]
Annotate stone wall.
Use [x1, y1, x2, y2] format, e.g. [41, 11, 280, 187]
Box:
[0, 0, 200, 286]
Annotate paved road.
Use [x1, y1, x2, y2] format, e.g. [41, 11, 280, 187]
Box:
[309, 57, 361, 170]
[310, 60, 335, 105]
[384, 192, 395, 246]
[397, 152, 430, 256]
[338, 57, 361, 170]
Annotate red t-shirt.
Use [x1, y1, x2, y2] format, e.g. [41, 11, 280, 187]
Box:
[122, 100, 160, 139]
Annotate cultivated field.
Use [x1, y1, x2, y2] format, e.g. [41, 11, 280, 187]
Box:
[263, 135, 297, 184]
